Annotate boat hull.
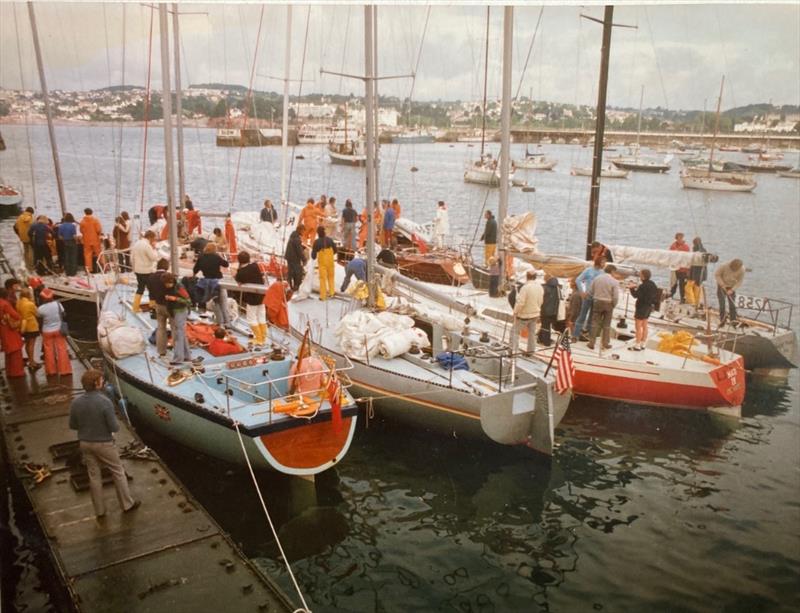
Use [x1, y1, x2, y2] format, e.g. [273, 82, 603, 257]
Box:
[611, 159, 671, 173]
[680, 174, 756, 192]
[115, 366, 358, 475]
[328, 150, 366, 166]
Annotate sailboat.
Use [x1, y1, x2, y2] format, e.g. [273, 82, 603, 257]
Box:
[513, 145, 558, 170]
[327, 105, 366, 166]
[0, 182, 23, 218]
[99, 6, 358, 475]
[287, 7, 569, 456]
[463, 8, 514, 188]
[680, 77, 757, 192]
[570, 165, 628, 178]
[609, 86, 672, 173]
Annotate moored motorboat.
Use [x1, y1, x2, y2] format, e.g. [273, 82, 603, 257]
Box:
[328, 139, 367, 166]
[777, 167, 800, 179]
[0, 183, 23, 218]
[570, 165, 629, 178]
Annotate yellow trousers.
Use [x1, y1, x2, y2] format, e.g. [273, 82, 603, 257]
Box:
[317, 248, 335, 300]
[484, 243, 497, 266]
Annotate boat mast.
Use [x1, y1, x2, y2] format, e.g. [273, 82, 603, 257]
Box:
[372, 7, 380, 202]
[364, 5, 377, 306]
[172, 3, 185, 209]
[708, 76, 725, 172]
[27, 2, 66, 216]
[158, 4, 179, 272]
[497, 6, 513, 279]
[280, 5, 292, 211]
[479, 6, 490, 159]
[635, 84, 643, 152]
[585, 6, 614, 261]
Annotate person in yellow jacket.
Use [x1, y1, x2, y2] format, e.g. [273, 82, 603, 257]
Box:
[311, 227, 337, 301]
[14, 207, 35, 271]
[16, 287, 41, 371]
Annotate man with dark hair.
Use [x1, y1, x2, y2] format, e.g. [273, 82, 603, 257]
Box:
[28, 215, 54, 275]
[260, 199, 278, 224]
[481, 210, 497, 265]
[235, 251, 268, 346]
[311, 227, 337, 300]
[715, 258, 745, 324]
[341, 199, 358, 251]
[341, 257, 367, 292]
[69, 369, 140, 519]
[284, 229, 307, 292]
[146, 258, 171, 356]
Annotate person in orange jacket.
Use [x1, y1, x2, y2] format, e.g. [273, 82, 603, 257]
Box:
[298, 198, 321, 246]
[79, 208, 103, 272]
[185, 200, 202, 236]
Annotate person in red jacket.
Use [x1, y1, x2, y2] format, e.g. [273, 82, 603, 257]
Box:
[668, 232, 690, 303]
[79, 208, 103, 272]
[0, 288, 25, 378]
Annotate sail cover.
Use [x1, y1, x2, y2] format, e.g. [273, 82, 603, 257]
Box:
[608, 245, 710, 269]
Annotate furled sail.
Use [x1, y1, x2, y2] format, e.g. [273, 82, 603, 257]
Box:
[608, 245, 712, 269]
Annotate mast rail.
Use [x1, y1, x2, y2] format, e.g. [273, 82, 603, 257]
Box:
[732, 295, 794, 334]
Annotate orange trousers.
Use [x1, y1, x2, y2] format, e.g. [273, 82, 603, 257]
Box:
[42, 331, 72, 376]
[83, 242, 101, 269]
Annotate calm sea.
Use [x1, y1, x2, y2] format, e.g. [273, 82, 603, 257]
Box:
[1, 125, 798, 612]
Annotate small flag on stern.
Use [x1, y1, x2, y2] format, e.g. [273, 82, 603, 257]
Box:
[326, 367, 342, 432]
[553, 333, 575, 395]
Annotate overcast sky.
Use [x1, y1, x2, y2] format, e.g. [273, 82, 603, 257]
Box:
[1, 2, 798, 111]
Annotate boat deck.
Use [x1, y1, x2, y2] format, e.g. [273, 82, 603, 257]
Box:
[0, 349, 295, 612]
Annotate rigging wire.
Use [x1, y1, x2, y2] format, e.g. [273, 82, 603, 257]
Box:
[385, 6, 432, 198]
[116, 5, 127, 216]
[138, 6, 155, 221]
[102, 4, 122, 215]
[512, 7, 544, 102]
[12, 4, 37, 207]
[231, 421, 311, 613]
[643, 7, 670, 110]
[284, 6, 312, 212]
[228, 4, 266, 210]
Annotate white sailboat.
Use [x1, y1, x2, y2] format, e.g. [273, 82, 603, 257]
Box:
[680, 77, 757, 192]
[288, 7, 568, 455]
[609, 86, 672, 173]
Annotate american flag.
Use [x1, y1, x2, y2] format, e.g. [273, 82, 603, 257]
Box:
[553, 333, 575, 395]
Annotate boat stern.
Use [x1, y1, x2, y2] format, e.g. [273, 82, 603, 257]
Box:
[709, 356, 746, 413]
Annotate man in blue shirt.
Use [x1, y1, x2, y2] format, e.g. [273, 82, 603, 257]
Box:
[573, 256, 606, 341]
[382, 202, 396, 248]
[69, 369, 140, 518]
[28, 215, 54, 275]
[341, 257, 367, 292]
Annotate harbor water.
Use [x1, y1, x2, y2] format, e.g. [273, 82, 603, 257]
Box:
[1, 125, 798, 611]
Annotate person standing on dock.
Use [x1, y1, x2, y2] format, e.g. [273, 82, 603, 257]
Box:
[311, 227, 337, 301]
[28, 216, 54, 275]
[69, 369, 140, 519]
[79, 208, 103, 273]
[130, 231, 159, 313]
[0, 288, 25, 378]
[57, 213, 80, 277]
[668, 232, 690, 302]
[715, 258, 745, 325]
[481, 210, 497, 264]
[36, 288, 72, 376]
[13, 207, 35, 271]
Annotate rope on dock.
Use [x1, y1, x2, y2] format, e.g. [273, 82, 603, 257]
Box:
[231, 420, 312, 613]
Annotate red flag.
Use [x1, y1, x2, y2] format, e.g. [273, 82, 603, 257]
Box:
[553, 334, 575, 395]
[326, 367, 342, 432]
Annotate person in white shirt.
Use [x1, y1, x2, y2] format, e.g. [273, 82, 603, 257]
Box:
[512, 270, 544, 355]
[433, 201, 449, 249]
[130, 230, 159, 312]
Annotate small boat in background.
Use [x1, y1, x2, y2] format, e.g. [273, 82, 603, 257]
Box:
[328, 138, 367, 166]
[513, 146, 557, 170]
[0, 182, 23, 218]
[571, 166, 629, 178]
[777, 167, 800, 179]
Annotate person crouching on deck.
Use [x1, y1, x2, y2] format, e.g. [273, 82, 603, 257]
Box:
[311, 227, 337, 301]
[289, 346, 326, 395]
